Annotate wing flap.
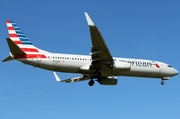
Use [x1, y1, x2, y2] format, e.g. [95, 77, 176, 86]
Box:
[53, 72, 91, 83]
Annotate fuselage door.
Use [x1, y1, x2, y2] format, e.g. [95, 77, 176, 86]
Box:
[37, 54, 42, 62]
[158, 63, 164, 77]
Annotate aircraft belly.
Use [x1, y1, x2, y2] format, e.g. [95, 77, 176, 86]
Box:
[38, 60, 54, 70]
[52, 61, 83, 73]
[20, 58, 54, 71]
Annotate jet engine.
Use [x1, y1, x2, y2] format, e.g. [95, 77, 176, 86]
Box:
[97, 76, 118, 85]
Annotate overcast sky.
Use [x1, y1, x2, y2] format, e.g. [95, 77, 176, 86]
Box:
[1, 0, 180, 119]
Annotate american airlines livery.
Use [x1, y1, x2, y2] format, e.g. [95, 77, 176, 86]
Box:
[2, 12, 178, 86]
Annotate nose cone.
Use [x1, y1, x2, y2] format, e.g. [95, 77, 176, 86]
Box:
[172, 68, 179, 76]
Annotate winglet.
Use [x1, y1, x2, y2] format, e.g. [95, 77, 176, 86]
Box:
[84, 12, 95, 26]
[53, 72, 61, 82]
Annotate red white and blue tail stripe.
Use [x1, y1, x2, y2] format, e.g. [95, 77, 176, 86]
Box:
[6, 20, 39, 53]
[2, 20, 48, 61]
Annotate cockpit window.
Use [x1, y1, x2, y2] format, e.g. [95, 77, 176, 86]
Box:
[167, 65, 172, 68]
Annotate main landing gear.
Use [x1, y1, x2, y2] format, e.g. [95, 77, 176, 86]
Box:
[88, 70, 101, 86]
[88, 79, 95, 86]
[161, 80, 165, 85]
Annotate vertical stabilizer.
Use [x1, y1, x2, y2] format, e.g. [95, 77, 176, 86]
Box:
[6, 20, 39, 53]
[2, 20, 48, 62]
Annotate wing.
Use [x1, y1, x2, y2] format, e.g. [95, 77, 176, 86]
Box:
[84, 12, 114, 70]
[53, 72, 91, 83]
[54, 13, 115, 84]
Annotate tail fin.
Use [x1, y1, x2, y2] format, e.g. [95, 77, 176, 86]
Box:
[6, 20, 39, 53]
[2, 20, 48, 62]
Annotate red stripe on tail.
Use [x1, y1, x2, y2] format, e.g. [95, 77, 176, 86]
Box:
[8, 27, 14, 30]
[10, 34, 18, 37]
[14, 54, 46, 59]
[6, 20, 10, 23]
[13, 41, 22, 44]
[21, 48, 39, 52]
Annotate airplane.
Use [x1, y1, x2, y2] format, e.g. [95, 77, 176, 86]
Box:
[2, 12, 178, 86]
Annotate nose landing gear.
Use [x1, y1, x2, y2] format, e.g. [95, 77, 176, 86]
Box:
[161, 77, 170, 85]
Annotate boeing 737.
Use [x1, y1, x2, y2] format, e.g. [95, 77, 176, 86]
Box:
[2, 12, 178, 86]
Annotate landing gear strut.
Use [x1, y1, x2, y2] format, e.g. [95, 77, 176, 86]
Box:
[88, 79, 95, 86]
[161, 80, 165, 85]
[88, 70, 101, 86]
[94, 70, 101, 78]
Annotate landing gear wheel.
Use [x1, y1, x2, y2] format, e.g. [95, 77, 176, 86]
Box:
[88, 79, 95, 86]
[161, 81, 165, 85]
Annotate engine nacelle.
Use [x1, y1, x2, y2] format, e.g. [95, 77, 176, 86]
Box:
[113, 62, 131, 71]
[98, 76, 118, 85]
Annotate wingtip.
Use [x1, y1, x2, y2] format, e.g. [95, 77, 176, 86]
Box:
[84, 12, 95, 26]
[53, 72, 61, 82]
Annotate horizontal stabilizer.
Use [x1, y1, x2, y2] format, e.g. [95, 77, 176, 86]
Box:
[2, 56, 13, 62]
[6, 38, 25, 55]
